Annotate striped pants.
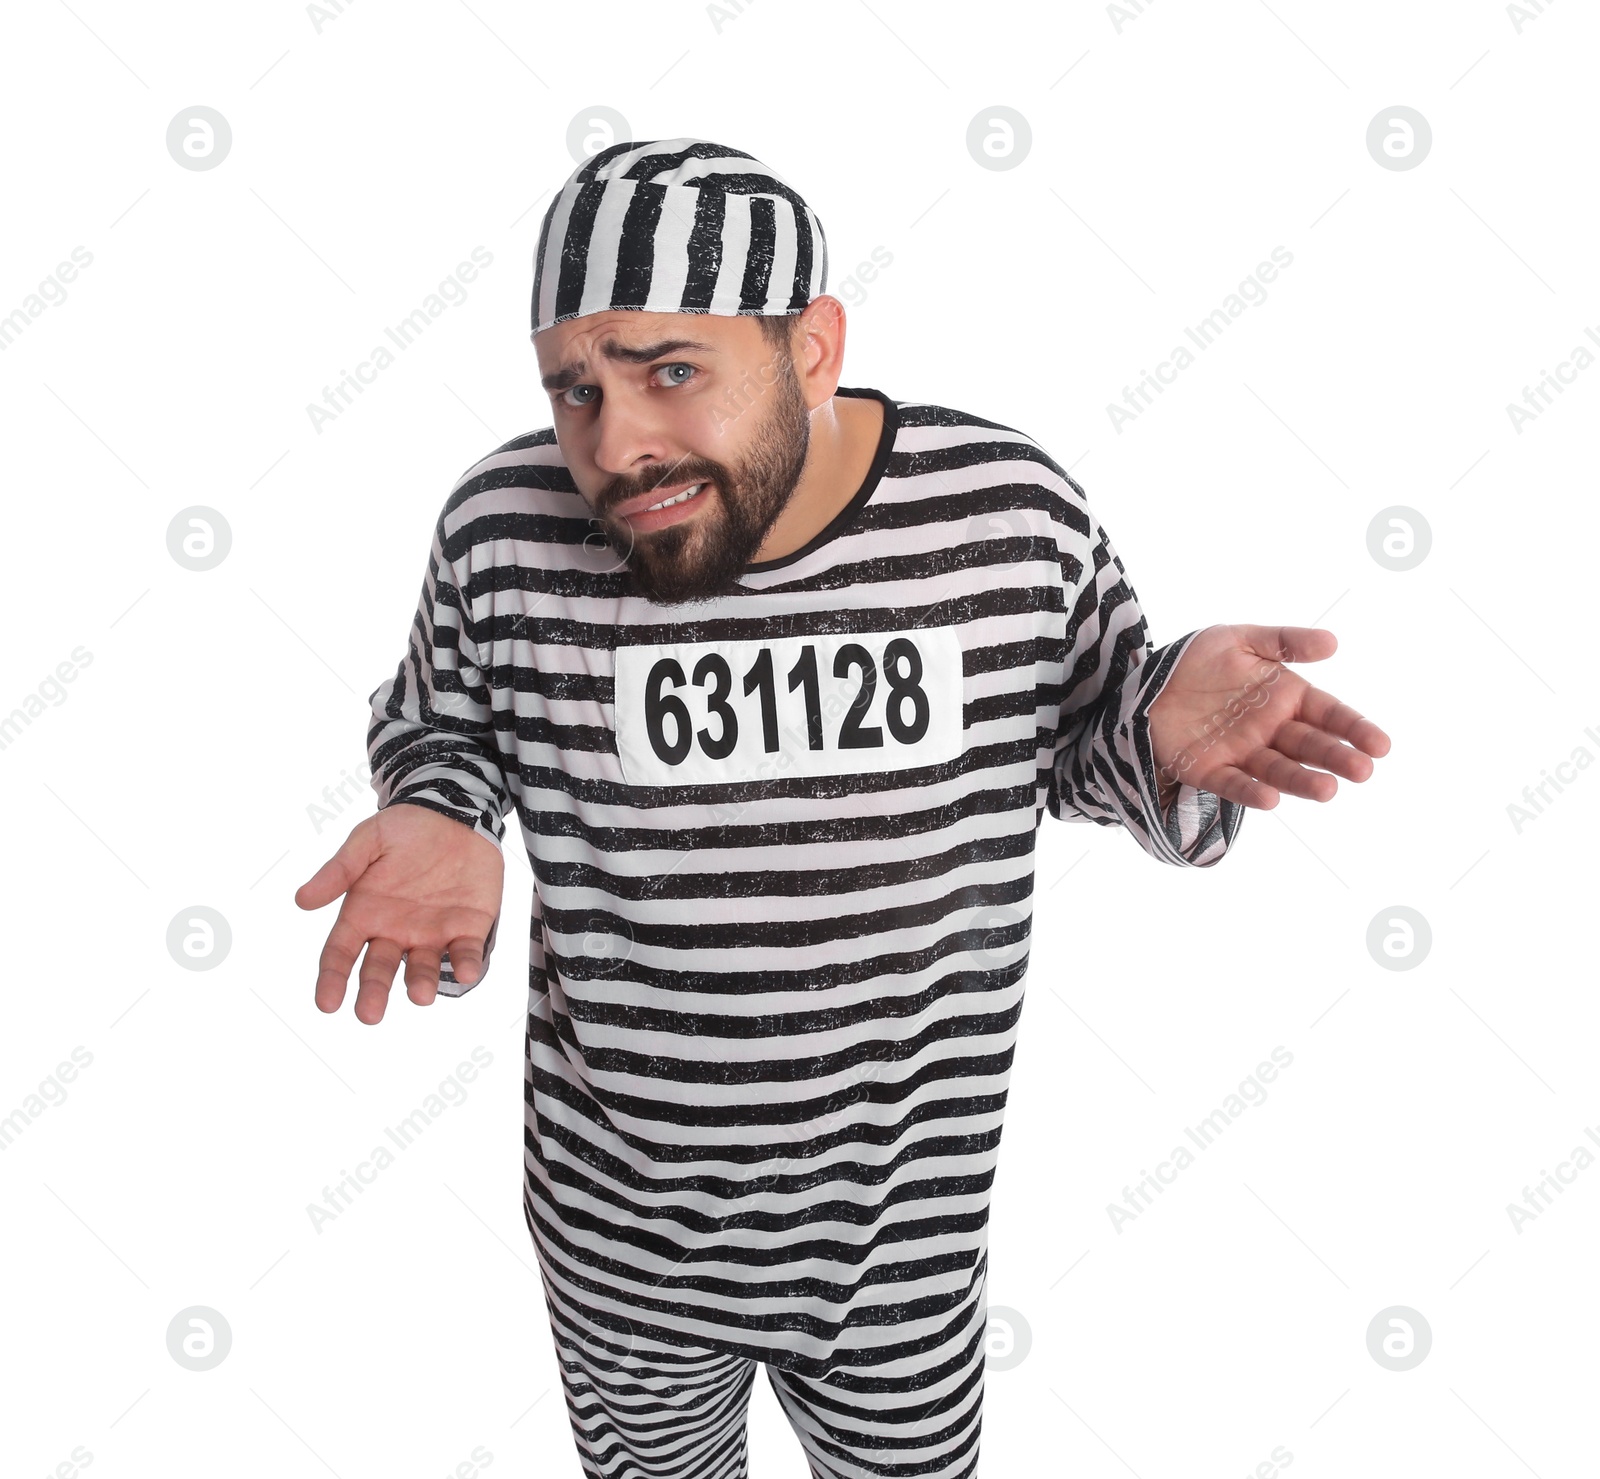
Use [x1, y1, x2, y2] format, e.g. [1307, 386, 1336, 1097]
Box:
[534, 1233, 990, 1478]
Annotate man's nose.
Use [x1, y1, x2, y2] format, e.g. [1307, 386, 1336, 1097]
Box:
[591, 390, 682, 482]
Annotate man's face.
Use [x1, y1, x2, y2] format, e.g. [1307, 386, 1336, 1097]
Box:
[535, 308, 813, 605]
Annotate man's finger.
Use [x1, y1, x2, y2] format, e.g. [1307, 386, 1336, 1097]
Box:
[1204, 761, 1281, 811]
[355, 937, 405, 1025]
[1242, 744, 1339, 803]
[1269, 718, 1377, 784]
[313, 915, 370, 1014]
[445, 936, 488, 988]
[404, 947, 445, 1005]
[1295, 684, 1392, 758]
[295, 820, 377, 911]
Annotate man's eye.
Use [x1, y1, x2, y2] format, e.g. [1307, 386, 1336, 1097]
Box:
[557, 364, 697, 410]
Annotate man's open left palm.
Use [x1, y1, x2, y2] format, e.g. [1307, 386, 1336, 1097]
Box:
[1146, 624, 1391, 810]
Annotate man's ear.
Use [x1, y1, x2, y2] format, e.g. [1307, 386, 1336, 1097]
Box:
[790, 295, 848, 408]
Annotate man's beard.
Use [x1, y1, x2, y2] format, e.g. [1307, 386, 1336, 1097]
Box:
[594, 358, 812, 606]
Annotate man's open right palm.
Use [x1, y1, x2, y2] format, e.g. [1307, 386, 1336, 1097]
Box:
[295, 803, 504, 1024]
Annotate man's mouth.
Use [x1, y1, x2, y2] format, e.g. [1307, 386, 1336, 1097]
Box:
[642, 481, 707, 513]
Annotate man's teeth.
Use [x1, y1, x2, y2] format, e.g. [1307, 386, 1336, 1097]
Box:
[643, 482, 706, 513]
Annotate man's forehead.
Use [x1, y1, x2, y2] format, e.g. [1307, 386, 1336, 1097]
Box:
[538, 309, 737, 352]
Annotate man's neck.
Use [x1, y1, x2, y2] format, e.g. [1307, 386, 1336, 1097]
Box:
[751, 392, 883, 563]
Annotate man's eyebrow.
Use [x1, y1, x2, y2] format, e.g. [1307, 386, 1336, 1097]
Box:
[540, 338, 719, 393]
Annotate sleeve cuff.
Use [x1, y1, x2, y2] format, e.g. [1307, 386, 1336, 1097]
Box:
[1111, 631, 1246, 868]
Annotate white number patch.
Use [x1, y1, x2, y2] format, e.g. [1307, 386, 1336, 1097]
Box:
[614, 626, 964, 788]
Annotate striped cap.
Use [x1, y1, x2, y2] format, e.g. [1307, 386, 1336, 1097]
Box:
[530, 138, 828, 339]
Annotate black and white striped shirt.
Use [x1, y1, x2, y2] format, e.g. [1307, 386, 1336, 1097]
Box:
[366, 385, 1245, 1367]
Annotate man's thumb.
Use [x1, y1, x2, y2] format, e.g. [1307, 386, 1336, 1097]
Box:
[294, 816, 378, 911]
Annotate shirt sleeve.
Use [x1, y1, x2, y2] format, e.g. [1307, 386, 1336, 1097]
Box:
[365, 504, 513, 993]
[1042, 467, 1245, 869]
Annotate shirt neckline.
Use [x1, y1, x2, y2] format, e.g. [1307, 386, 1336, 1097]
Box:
[740, 386, 898, 575]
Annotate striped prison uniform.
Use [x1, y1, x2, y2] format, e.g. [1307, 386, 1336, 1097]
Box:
[365, 386, 1246, 1477]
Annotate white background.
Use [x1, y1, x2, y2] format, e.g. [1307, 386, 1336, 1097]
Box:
[2, 1, 1596, 1475]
